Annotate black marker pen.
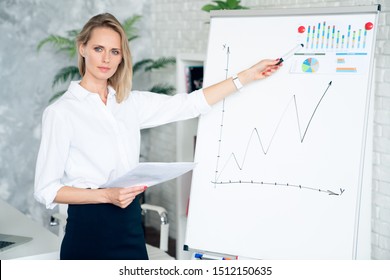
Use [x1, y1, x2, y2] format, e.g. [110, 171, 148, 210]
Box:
[276, 43, 304, 65]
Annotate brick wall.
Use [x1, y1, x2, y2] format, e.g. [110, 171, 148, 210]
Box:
[148, 0, 390, 259]
[372, 0, 390, 258]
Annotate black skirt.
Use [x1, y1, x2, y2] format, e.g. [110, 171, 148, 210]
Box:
[60, 196, 148, 260]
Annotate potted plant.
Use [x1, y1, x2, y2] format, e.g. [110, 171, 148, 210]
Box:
[201, 0, 249, 12]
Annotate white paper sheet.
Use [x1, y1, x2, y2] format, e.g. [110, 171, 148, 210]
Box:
[101, 162, 196, 188]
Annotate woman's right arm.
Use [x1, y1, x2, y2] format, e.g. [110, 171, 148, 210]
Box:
[35, 107, 145, 209]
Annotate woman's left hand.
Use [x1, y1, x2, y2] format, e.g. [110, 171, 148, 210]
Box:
[250, 58, 282, 81]
[103, 185, 147, 208]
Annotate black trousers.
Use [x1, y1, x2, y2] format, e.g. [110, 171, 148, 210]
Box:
[60, 196, 148, 260]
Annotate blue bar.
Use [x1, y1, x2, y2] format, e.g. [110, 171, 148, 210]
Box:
[336, 52, 367, 55]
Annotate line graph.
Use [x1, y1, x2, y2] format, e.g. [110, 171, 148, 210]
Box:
[227, 81, 332, 160]
[212, 180, 345, 196]
[212, 44, 343, 196]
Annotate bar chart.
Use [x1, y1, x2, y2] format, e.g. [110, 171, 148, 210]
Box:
[299, 21, 373, 51]
[289, 20, 374, 75]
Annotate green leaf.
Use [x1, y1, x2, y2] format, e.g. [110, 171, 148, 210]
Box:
[132, 59, 154, 73]
[213, 1, 229, 9]
[66, 29, 80, 38]
[49, 90, 66, 103]
[133, 57, 176, 73]
[144, 57, 176, 72]
[52, 66, 81, 88]
[202, 0, 248, 11]
[226, 0, 238, 7]
[122, 15, 142, 42]
[236, 5, 249, 9]
[149, 83, 175, 95]
[37, 35, 77, 57]
[127, 35, 140, 42]
[201, 4, 220, 12]
[226, 0, 243, 8]
[58, 46, 77, 57]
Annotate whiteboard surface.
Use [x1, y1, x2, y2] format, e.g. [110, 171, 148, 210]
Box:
[185, 8, 377, 259]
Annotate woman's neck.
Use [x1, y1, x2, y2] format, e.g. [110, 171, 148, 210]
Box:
[79, 79, 109, 104]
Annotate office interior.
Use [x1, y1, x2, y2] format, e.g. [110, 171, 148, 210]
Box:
[0, 0, 389, 260]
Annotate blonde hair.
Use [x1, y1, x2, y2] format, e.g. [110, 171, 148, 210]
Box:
[76, 13, 132, 103]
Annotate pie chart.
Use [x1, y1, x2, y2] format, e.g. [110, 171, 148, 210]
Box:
[301, 58, 319, 73]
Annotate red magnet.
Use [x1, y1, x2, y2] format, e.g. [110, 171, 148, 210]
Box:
[365, 22, 373, 30]
[298, 26, 305, 33]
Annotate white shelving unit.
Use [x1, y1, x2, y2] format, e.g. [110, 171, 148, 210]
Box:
[175, 53, 205, 260]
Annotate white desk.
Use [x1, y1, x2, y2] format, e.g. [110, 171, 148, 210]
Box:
[0, 199, 60, 259]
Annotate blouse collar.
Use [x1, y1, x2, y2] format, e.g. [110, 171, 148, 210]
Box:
[68, 81, 116, 101]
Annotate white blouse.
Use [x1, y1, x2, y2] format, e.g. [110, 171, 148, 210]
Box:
[34, 81, 211, 209]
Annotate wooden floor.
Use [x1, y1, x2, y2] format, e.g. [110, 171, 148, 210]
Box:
[144, 226, 176, 259]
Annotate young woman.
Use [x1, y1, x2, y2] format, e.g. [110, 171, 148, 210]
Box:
[34, 13, 281, 260]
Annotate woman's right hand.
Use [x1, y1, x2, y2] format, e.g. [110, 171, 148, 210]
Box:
[104, 185, 147, 208]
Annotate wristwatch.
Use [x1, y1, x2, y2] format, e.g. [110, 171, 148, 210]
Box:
[232, 74, 243, 91]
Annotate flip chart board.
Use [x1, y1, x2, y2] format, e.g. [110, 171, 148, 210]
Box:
[185, 5, 379, 259]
